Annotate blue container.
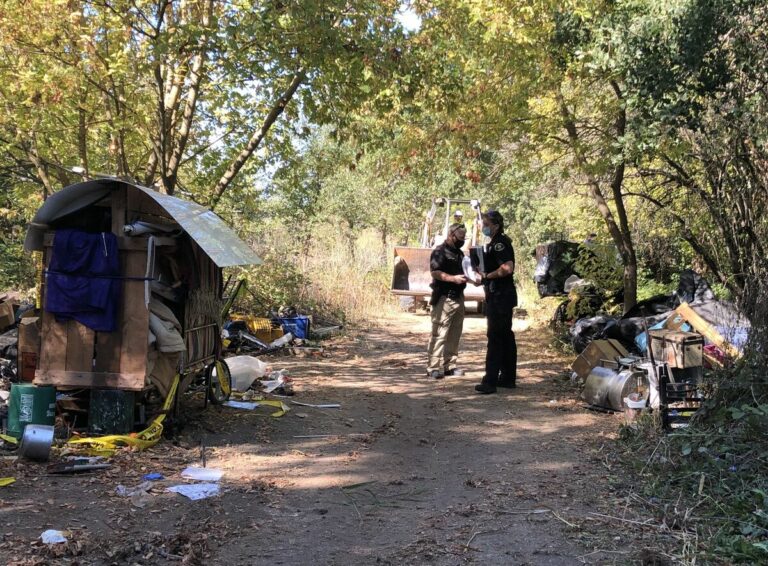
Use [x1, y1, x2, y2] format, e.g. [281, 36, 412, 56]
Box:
[277, 316, 310, 339]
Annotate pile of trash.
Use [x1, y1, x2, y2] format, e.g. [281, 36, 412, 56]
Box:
[566, 270, 750, 429]
[222, 309, 341, 356]
[227, 355, 293, 396]
[565, 270, 749, 358]
[0, 293, 35, 382]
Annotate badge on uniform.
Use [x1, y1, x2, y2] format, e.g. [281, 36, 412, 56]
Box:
[494, 243, 505, 251]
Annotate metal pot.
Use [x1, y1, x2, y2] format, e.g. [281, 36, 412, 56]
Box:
[19, 424, 54, 461]
[583, 366, 647, 411]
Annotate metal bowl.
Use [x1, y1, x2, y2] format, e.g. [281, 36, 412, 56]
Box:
[19, 424, 54, 461]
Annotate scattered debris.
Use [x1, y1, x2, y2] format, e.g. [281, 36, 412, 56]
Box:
[48, 459, 112, 474]
[115, 481, 154, 497]
[40, 530, 68, 545]
[261, 369, 293, 395]
[224, 399, 260, 410]
[181, 467, 223, 482]
[167, 483, 221, 500]
[291, 401, 341, 409]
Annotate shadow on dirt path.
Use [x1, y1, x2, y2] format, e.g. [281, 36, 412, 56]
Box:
[0, 312, 631, 565]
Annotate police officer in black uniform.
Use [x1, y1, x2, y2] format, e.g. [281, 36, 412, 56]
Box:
[474, 210, 518, 394]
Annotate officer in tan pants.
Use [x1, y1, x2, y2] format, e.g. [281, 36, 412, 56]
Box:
[427, 224, 468, 379]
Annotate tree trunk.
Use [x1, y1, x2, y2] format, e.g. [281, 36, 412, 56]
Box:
[557, 92, 638, 312]
[380, 220, 388, 265]
[77, 94, 89, 180]
[209, 71, 305, 209]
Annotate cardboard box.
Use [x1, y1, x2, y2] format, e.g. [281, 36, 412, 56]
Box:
[0, 300, 14, 330]
[572, 339, 630, 380]
[19, 352, 38, 383]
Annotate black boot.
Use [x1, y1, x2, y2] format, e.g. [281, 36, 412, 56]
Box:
[474, 383, 497, 394]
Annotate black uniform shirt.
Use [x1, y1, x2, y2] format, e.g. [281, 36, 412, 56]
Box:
[483, 232, 516, 295]
[430, 242, 466, 301]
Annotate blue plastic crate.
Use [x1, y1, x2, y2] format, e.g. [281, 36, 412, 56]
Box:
[276, 316, 310, 339]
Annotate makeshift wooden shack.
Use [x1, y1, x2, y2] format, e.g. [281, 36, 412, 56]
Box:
[24, 179, 261, 401]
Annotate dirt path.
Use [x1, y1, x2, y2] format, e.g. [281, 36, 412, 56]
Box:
[1, 312, 631, 565]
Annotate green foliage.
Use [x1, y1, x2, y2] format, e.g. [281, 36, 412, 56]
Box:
[573, 244, 622, 293]
[0, 180, 38, 293]
[235, 256, 314, 317]
[636, 269, 675, 302]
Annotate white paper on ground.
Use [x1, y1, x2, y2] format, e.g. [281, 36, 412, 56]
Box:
[224, 400, 260, 410]
[41, 530, 68, 544]
[261, 379, 282, 393]
[167, 483, 221, 500]
[181, 466, 223, 482]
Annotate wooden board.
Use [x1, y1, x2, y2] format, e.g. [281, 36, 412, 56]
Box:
[65, 320, 95, 372]
[43, 232, 176, 251]
[118, 249, 149, 378]
[37, 225, 152, 389]
[127, 187, 172, 222]
[35, 370, 145, 391]
[94, 329, 122, 373]
[111, 185, 127, 233]
[675, 302, 741, 359]
[38, 313, 68, 373]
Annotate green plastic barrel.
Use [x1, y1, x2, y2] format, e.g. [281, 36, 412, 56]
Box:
[7, 384, 56, 439]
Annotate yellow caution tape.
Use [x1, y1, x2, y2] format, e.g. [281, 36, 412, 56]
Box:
[258, 400, 290, 418]
[0, 434, 19, 445]
[0, 477, 16, 487]
[68, 374, 180, 452]
[216, 360, 231, 397]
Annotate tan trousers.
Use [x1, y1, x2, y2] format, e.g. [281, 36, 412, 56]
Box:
[427, 296, 465, 374]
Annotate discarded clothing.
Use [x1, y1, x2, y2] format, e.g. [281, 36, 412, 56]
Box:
[148, 298, 185, 353]
[45, 229, 120, 332]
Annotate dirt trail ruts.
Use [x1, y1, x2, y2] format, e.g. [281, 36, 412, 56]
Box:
[1, 312, 629, 565]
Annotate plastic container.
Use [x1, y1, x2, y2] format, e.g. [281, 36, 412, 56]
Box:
[276, 316, 310, 339]
[623, 394, 647, 426]
[7, 384, 56, 439]
[269, 332, 293, 349]
[226, 356, 270, 391]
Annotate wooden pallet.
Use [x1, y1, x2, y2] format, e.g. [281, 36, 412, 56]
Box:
[35, 246, 150, 391]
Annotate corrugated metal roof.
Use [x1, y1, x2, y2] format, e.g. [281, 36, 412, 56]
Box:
[25, 179, 262, 268]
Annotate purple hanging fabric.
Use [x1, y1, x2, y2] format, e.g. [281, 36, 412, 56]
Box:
[45, 229, 121, 332]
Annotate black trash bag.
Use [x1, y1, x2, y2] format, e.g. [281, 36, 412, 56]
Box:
[569, 315, 617, 353]
[0, 328, 17, 360]
[622, 294, 678, 319]
[533, 241, 581, 297]
[603, 312, 671, 354]
[676, 269, 715, 303]
[533, 254, 550, 283]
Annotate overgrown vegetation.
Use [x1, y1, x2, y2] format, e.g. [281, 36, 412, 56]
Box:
[617, 352, 768, 563]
